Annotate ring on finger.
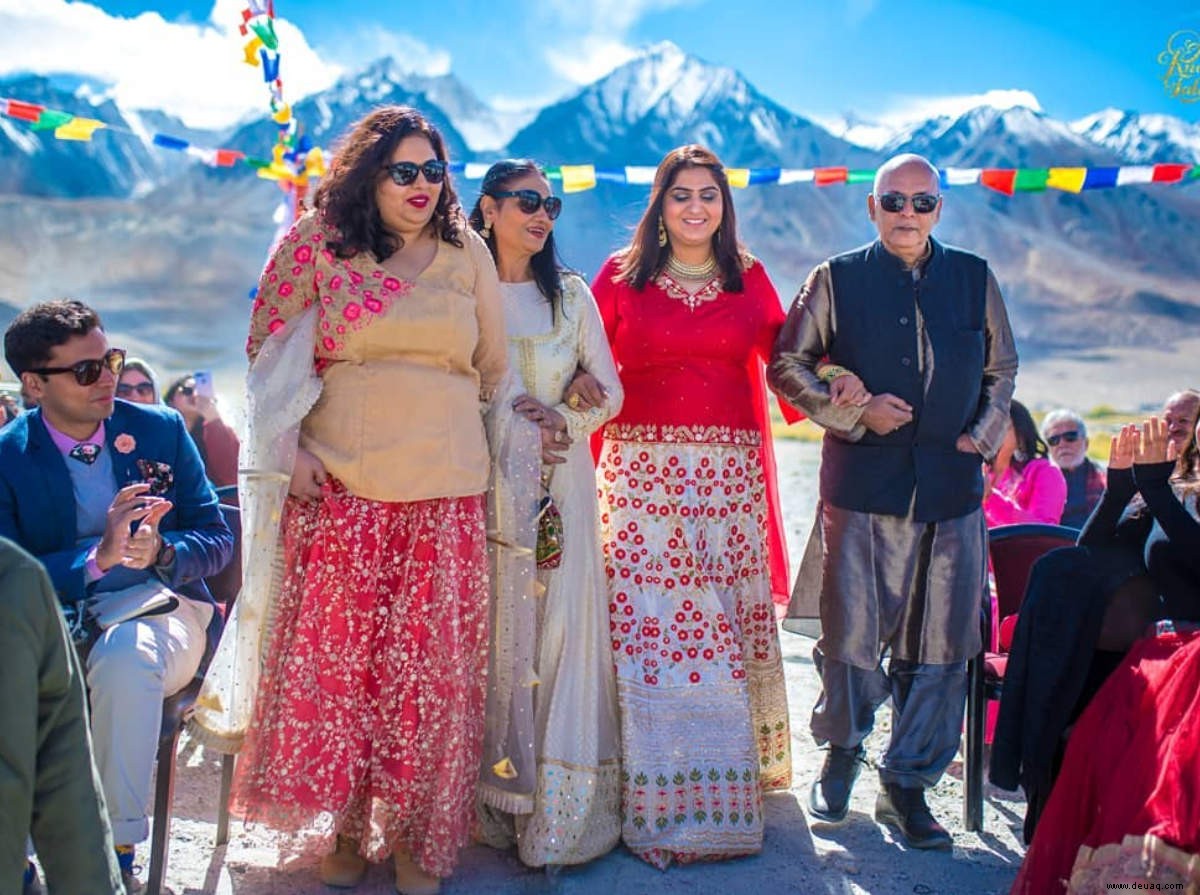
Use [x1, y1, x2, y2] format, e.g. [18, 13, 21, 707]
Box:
[567, 393, 583, 410]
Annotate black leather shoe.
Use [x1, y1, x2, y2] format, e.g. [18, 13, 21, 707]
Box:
[808, 744, 865, 823]
[875, 783, 953, 850]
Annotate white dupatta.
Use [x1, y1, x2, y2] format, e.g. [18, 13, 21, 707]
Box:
[190, 305, 322, 752]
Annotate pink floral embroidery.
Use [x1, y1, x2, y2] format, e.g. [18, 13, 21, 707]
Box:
[348, 270, 364, 285]
[113, 433, 136, 454]
[343, 302, 362, 321]
[329, 275, 343, 291]
[268, 319, 286, 335]
[383, 277, 402, 292]
[294, 244, 313, 264]
[279, 282, 294, 297]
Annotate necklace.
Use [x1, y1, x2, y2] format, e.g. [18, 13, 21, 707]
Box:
[665, 253, 718, 281]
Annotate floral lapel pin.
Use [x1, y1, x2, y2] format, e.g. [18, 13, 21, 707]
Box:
[136, 458, 174, 496]
[113, 433, 136, 454]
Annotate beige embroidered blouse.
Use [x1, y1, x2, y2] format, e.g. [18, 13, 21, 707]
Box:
[247, 210, 507, 502]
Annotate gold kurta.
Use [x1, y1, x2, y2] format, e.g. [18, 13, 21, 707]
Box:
[248, 210, 507, 502]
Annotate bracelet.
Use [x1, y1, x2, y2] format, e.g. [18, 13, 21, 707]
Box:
[817, 364, 852, 384]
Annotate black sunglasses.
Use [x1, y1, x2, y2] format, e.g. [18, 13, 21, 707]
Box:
[28, 348, 125, 386]
[383, 159, 448, 186]
[490, 189, 562, 220]
[117, 381, 156, 398]
[1046, 430, 1081, 447]
[877, 192, 941, 214]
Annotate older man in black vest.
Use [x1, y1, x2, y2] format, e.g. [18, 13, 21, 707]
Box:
[769, 154, 1018, 849]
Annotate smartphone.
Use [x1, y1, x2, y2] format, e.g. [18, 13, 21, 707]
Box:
[193, 370, 215, 399]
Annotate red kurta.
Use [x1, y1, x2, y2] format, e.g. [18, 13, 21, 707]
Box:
[592, 256, 794, 602]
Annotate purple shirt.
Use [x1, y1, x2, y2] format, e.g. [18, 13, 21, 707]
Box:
[42, 417, 107, 580]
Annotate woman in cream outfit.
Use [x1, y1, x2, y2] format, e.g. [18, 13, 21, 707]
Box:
[469, 159, 624, 867]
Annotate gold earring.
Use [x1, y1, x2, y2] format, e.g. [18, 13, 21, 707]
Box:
[657, 217, 668, 247]
[481, 220, 492, 240]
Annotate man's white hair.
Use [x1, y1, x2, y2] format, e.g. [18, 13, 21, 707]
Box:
[872, 153, 941, 196]
[1040, 408, 1087, 440]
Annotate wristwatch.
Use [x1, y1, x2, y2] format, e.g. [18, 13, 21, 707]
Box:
[155, 538, 177, 568]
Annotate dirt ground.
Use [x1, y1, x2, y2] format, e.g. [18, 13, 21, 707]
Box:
[128, 627, 1027, 895]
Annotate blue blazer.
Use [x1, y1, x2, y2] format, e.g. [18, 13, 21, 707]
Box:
[0, 400, 234, 607]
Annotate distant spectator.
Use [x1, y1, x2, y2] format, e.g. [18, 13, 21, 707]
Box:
[116, 358, 160, 405]
[0, 393, 18, 428]
[164, 374, 239, 489]
[983, 399, 1067, 528]
[1041, 409, 1105, 529]
[1163, 389, 1200, 456]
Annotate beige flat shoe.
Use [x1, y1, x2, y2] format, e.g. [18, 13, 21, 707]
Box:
[320, 835, 368, 888]
[392, 849, 440, 895]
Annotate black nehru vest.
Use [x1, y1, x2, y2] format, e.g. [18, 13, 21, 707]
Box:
[820, 238, 989, 522]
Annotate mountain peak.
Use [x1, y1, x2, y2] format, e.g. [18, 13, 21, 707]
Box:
[1071, 108, 1200, 163]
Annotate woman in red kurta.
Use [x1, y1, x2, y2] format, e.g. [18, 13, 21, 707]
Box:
[590, 145, 793, 868]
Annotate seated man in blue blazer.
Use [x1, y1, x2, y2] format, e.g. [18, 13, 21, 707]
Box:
[0, 299, 233, 889]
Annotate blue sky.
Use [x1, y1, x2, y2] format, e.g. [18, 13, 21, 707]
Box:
[1, 0, 1197, 128]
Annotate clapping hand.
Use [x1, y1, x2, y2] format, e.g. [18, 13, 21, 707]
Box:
[1134, 416, 1175, 465]
[1108, 423, 1138, 470]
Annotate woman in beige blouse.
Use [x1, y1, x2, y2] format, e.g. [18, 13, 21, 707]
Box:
[468, 160, 624, 868]
[233, 106, 505, 895]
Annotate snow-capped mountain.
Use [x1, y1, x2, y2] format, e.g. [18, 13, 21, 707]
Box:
[507, 42, 874, 168]
[1071, 108, 1200, 164]
[816, 112, 900, 151]
[217, 60, 471, 167]
[886, 104, 1118, 168]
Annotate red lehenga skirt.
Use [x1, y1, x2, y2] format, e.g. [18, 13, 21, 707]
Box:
[1012, 628, 1200, 894]
[232, 480, 489, 879]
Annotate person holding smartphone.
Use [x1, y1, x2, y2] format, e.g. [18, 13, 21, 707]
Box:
[164, 372, 239, 490]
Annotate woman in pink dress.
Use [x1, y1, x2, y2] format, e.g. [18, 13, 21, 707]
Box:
[590, 144, 793, 868]
[983, 399, 1067, 528]
[229, 106, 506, 895]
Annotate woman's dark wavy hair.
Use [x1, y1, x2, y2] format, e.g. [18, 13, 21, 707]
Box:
[615, 144, 746, 293]
[1009, 399, 1047, 473]
[467, 159, 564, 320]
[313, 105, 464, 261]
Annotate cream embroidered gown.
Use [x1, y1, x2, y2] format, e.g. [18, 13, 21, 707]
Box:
[477, 274, 624, 866]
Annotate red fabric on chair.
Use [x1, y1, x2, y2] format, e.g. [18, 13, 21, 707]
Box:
[999, 614, 1019, 653]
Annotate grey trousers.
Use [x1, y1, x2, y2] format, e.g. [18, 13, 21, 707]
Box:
[810, 646, 966, 789]
[87, 595, 211, 844]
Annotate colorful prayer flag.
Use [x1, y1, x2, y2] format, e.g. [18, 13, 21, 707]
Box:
[560, 164, 596, 193]
[980, 169, 1017, 195]
[726, 168, 751, 188]
[4, 99, 43, 122]
[814, 167, 849, 186]
[1046, 168, 1087, 193]
[54, 118, 105, 142]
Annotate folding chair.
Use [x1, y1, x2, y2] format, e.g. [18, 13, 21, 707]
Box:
[145, 501, 241, 893]
[963, 522, 1078, 832]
